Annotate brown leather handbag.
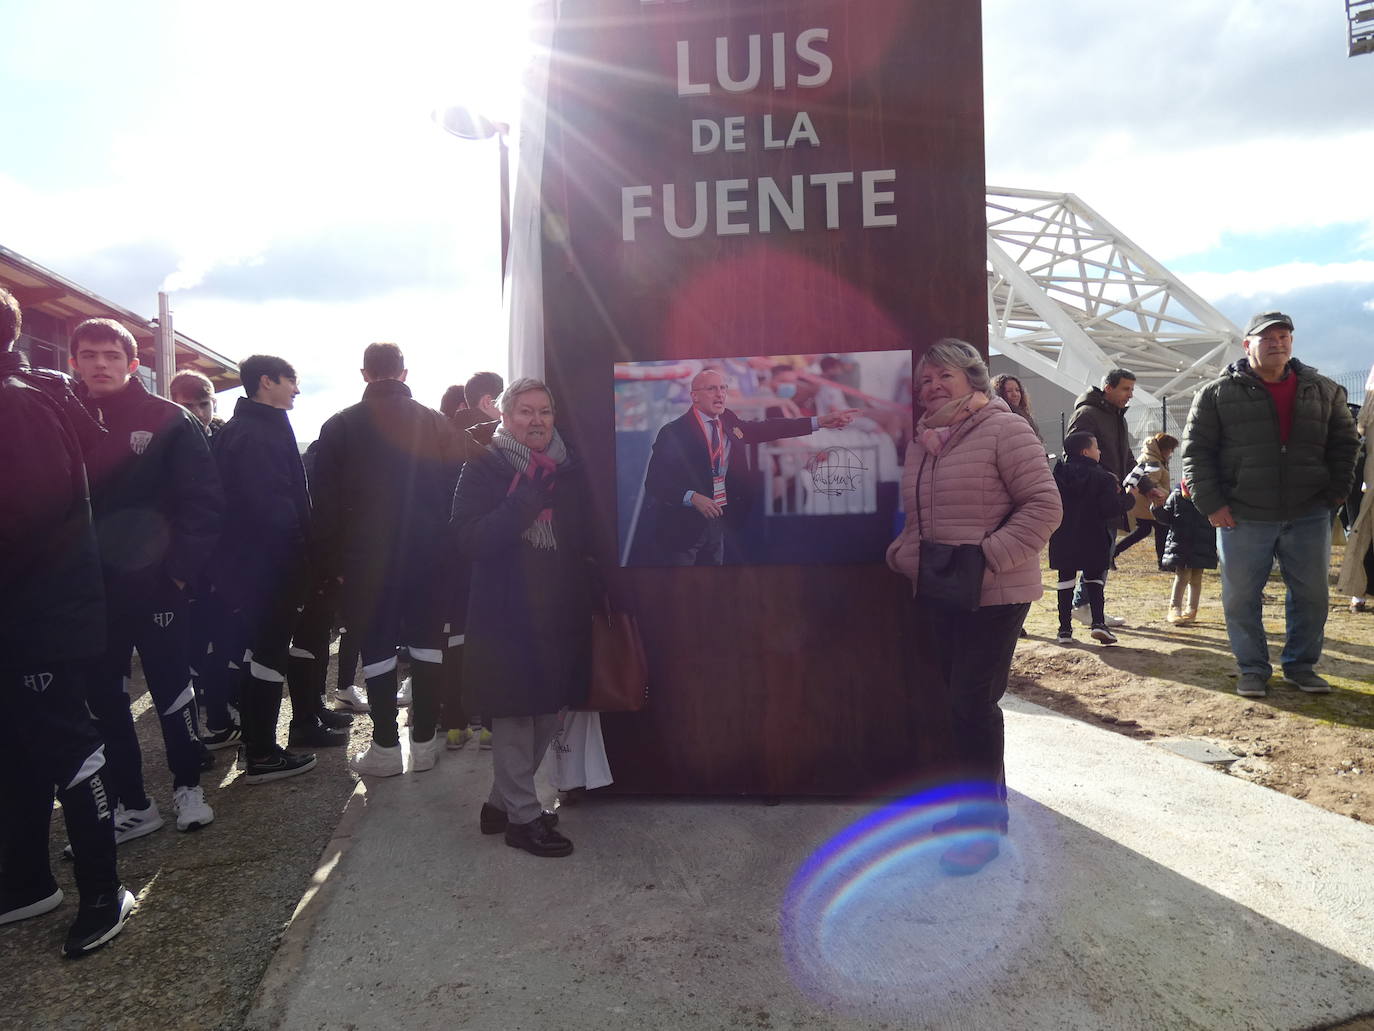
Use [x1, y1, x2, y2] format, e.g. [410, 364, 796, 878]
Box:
[585, 598, 649, 711]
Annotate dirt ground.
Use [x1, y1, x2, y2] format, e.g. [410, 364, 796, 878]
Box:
[1013, 537, 1374, 826]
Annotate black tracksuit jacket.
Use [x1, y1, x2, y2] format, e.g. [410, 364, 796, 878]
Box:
[77, 376, 223, 591]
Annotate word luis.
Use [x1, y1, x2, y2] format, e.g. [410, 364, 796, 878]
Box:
[677, 29, 832, 95]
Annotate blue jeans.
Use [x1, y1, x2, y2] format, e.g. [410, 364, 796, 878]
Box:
[1217, 509, 1332, 678]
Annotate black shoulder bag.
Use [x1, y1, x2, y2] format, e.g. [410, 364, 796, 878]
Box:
[913, 453, 987, 612]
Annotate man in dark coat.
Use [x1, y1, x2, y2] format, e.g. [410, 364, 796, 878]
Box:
[1183, 311, 1358, 698]
[73, 318, 222, 837]
[204, 354, 332, 784]
[0, 288, 134, 955]
[641, 368, 856, 565]
[1065, 367, 1138, 626]
[312, 343, 478, 777]
[1048, 431, 1136, 646]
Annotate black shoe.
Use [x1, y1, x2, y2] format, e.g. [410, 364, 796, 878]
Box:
[504, 817, 573, 857]
[62, 887, 135, 958]
[287, 718, 349, 748]
[243, 747, 317, 785]
[200, 723, 242, 751]
[0, 882, 63, 926]
[480, 803, 559, 835]
[317, 707, 354, 730]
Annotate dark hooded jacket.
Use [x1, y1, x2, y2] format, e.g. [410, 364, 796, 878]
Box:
[1067, 387, 1134, 482]
[207, 396, 311, 609]
[310, 379, 479, 593]
[1154, 486, 1218, 571]
[77, 375, 223, 591]
[1048, 453, 1134, 571]
[0, 351, 106, 665]
[1182, 357, 1358, 523]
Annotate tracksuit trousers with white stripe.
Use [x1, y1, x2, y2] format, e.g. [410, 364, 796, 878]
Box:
[85, 574, 204, 809]
[1, 662, 119, 901]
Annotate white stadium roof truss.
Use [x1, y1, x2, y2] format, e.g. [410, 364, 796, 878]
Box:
[986, 187, 1243, 434]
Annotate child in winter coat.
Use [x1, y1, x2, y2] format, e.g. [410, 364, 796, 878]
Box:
[1049, 431, 1137, 645]
[1152, 478, 1218, 625]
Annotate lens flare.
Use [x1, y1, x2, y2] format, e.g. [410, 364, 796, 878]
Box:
[781, 782, 1046, 1022]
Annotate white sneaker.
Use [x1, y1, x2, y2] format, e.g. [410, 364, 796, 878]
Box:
[172, 785, 215, 831]
[113, 800, 165, 845]
[1103, 613, 1127, 627]
[409, 735, 441, 772]
[335, 683, 370, 713]
[1071, 604, 1092, 626]
[396, 676, 413, 708]
[351, 742, 403, 778]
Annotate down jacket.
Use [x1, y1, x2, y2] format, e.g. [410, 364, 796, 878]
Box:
[1126, 436, 1173, 525]
[1182, 358, 1358, 523]
[887, 396, 1062, 607]
[1048, 455, 1134, 571]
[1153, 487, 1218, 572]
[1067, 387, 1134, 481]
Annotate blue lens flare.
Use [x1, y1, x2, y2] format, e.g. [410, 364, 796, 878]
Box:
[780, 782, 1043, 1020]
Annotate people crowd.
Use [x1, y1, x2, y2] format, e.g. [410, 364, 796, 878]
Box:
[1, 287, 1366, 954]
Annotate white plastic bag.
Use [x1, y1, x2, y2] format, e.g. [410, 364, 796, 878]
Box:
[550, 710, 613, 791]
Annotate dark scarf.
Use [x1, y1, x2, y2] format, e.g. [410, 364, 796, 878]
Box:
[491, 426, 569, 550]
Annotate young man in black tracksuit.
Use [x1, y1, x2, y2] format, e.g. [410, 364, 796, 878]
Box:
[2, 292, 134, 955]
[311, 343, 479, 777]
[204, 355, 339, 784]
[72, 319, 223, 837]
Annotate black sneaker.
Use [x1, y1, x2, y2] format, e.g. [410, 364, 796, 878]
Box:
[287, 718, 349, 748]
[1090, 624, 1119, 645]
[505, 817, 573, 858]
[317, 708, 355, 730]
[200, 723, 242, 751]
[0, 882, 63, 926]
[480, 803, 559, 835]
[62, 887, 135, 958]
[243, 747, 317, 785]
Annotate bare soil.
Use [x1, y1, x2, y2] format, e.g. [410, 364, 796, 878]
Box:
[1013, 540, 1374, 825]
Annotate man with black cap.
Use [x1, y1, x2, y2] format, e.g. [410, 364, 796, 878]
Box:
[1183, 312, 1358, 699]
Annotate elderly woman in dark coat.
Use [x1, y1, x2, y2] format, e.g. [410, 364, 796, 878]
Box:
[451, 378, 592, 858]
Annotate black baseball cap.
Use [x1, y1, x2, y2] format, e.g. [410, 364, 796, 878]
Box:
[1245, 311, 1294, 337]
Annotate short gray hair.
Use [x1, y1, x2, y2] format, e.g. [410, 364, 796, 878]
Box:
[500, 376, 555, 414]
[915, 338, 992, 399]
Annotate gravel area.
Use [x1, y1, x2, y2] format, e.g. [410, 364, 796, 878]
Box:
[1, 654, 367, 1031]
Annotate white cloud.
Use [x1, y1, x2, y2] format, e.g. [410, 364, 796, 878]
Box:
[1184, 260, 1374, 301]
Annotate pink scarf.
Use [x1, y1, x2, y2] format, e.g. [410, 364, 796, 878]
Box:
[915, 392, 988, 455]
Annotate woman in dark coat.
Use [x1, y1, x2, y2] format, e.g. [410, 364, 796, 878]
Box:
[451, 377, 592, 858]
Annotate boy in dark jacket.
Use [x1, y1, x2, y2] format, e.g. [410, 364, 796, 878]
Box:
[1153, 478, 1218, 625]
[72, 319, 223, 837]
[1049, 431, 1136, 645]
[1, 289, 134, 956]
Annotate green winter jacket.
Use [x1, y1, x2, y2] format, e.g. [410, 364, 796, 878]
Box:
[1182, 358, 1358, 523]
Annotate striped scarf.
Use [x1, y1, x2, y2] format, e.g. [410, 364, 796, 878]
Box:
[492, 426, 569, 550]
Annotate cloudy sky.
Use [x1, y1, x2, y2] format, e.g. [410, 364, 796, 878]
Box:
[2, 0, 1371, 440]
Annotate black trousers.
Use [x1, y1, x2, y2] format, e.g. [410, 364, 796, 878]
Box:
[1, 663, 119, 900]
[211, 580, 308, 757]
[916, 599, 1030, 830]
[85, 574, 203, 805]
[341, 576, 444, 747]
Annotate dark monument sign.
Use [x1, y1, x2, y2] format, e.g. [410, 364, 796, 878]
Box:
[539, 0, 987, 794]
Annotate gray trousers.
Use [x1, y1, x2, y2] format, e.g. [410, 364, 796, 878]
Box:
[488, 713, 561, 825]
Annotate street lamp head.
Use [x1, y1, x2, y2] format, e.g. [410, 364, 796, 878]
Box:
[434, 105, 507, 140]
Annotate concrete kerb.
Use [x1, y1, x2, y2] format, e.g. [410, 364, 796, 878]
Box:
[245, 702, 1374, 1030]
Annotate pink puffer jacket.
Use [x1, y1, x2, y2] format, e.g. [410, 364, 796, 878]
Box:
[886, 397, 1062, 606]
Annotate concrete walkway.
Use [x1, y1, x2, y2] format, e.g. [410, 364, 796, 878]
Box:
[246, 697, 1374, 1031]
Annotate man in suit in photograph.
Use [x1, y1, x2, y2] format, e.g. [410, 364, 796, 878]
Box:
[642, 369, 856, 565]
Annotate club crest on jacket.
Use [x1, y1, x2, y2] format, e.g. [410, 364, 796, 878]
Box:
[129, 430, 153, 455]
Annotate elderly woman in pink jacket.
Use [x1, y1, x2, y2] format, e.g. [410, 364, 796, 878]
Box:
[887, 339, 1062, 876]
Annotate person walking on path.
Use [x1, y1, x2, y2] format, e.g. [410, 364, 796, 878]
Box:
[1065, 368, 1138, 626]
[1182, 311, 1358, 698]
[1153, 478, 1217, 625]
[1114, 432, 1175, 565]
